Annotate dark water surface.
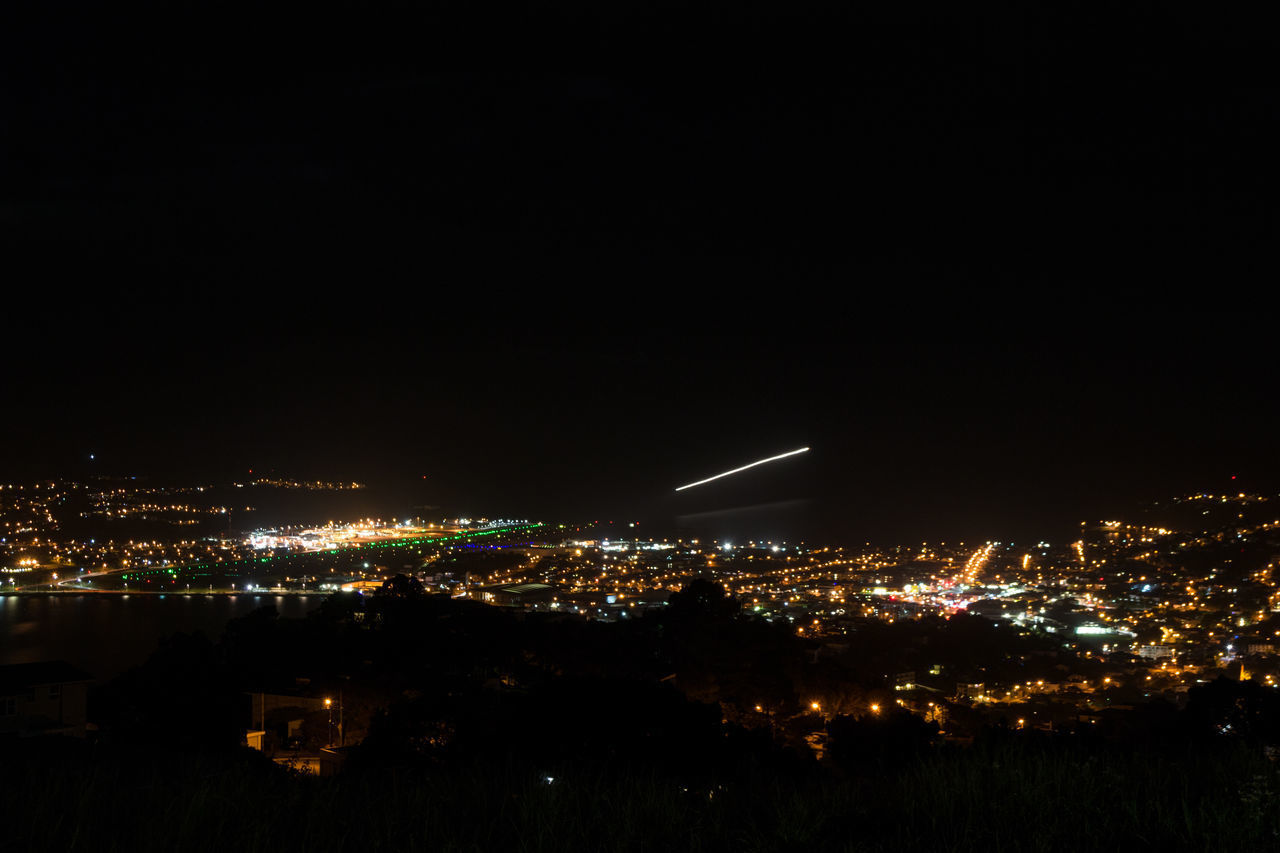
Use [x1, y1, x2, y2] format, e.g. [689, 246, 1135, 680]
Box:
[0, 594, 321, 682]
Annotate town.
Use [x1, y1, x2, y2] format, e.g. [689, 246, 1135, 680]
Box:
[6, 477, 1280, 745]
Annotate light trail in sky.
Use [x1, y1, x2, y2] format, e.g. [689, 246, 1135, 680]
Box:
[675, 447, 810, 492]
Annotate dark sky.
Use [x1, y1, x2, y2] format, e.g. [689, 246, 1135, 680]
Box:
[4, 7, 1278, 544]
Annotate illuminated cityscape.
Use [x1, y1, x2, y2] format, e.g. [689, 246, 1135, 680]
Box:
[6, 16, 1280, 849]
[6, 476, 1280, 739]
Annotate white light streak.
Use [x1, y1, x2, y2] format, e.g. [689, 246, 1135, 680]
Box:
[675, 447, 810, 491]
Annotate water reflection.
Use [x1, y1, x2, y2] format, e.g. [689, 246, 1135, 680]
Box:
[0, 594, 321, 682]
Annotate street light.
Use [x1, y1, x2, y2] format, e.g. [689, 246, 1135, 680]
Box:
[324, 698, 333, 747]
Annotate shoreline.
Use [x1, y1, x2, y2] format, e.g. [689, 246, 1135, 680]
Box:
[0, 589, 334, 598]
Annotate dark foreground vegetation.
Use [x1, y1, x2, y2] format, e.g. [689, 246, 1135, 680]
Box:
[6, 580, 1280, 851]
[4, 735, 1280, 852]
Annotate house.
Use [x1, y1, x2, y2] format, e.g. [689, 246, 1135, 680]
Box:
[0, 661, 93, 737]
[271, 748, 346, 776]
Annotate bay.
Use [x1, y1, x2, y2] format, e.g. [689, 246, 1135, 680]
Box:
[0, 594, 322, 683]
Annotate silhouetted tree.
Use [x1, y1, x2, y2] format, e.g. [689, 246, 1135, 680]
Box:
[666, 578, 739, 622]
[378, 574, 424, 598]
[314, 591, 363, 624]
[92, 631, 242, 750]
[1184, 676, 1280, 742]
[826, 709, 940, 769]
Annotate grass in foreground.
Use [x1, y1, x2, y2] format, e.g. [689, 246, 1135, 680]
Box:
[3, 738, 1279, 852]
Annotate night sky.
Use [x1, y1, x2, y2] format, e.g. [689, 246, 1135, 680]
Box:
[5, 6, 1277, 545]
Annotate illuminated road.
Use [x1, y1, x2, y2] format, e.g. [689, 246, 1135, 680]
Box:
[954, 543, 995, 588]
